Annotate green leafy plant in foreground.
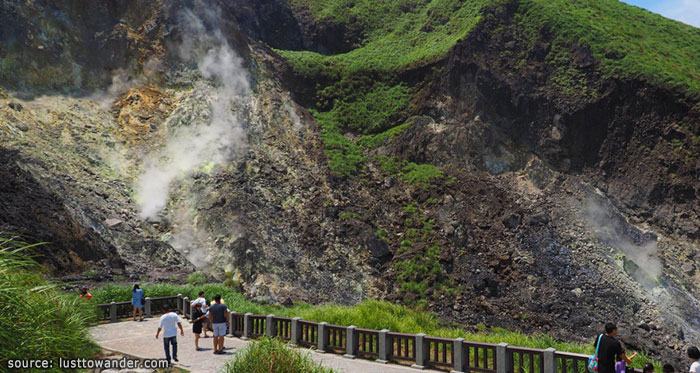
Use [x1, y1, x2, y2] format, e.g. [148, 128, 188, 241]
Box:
[0, 236, 99, 369]
[225, 337, 336, 373]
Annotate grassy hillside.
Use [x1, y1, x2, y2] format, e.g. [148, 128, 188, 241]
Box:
[517, 0, 700, 97]
[277, 0, 700, 176]
[91, 283, 658, 369]
[278, 0, 491, 177]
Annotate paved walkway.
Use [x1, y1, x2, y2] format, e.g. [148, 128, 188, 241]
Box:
[90, 318, 441, 373]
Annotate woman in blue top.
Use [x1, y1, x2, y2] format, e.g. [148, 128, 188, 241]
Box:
[132, 284, 144, 321]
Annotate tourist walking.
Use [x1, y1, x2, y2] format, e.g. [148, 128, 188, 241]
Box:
[156, 306, 184, 366]
[689, 346, 700, 373]
[132, 284, 144, 321]
[191, 291, 209, 337]
[208, 294, 230, 355]
[192, 303, 207, 351]
[594, 323, 636, 373]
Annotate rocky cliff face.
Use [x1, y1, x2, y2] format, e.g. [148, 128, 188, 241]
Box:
[1, 0, 698, 362]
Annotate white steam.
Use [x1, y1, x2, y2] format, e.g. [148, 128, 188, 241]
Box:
[583, 194, 662, 285]
[285, 101, 302, 129]
[135, 7, 249, 221]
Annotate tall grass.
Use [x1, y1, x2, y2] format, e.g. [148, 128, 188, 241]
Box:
[225, 337, 336, 373]
[91, 283, 658, 369]
[0, 236, 99, 369]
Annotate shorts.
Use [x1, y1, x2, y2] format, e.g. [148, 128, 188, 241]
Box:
[213, 322, 227, 336]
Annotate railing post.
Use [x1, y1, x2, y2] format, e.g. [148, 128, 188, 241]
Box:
[109, 302, 117, 323]
[290, 317, 301, 345]
[177, 294, 182, 314]
[317, 322, 328, 353]
[377, 329, 390, 364]
[266, 314, 276, 337]
[228, 313, 236, 337]
[497, 342, 511, 373]
[343, 325, 357, 359]
[412, 333, 427, 370]
[242, 313, 252, 340]
[145, 297, 151, 318]
[544, 348, 556, 373]
[183, 297, 189, 318]
[452, 338, 466, 373]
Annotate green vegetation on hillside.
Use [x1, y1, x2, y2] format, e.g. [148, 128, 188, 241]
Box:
[226, 337, 336, 373]
[0, 237, 99, 369]
[277, 0, 700, 176]
[91, 283, 658, 369]
[284, 0, 490, 75]
[517, 0, 700, 97]
[277, 0, 491, 177]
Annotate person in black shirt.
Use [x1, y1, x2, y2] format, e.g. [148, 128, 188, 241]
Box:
[594, 323, 636, 373]
[208, 294, 230, 355]
[191, 303, 207, 351]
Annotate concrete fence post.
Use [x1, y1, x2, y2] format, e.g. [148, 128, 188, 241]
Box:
[266, 314, 276, 337]
[497, 342, 511, 373]
[177, 294, 182, 314]
[145, 297, 151, 318]
[290, 317, 301, 345]
[343, 325, 357, 359]
[543, 347, 557, 373]
[412, 333, 427, 370]
[317, 322, 328, 353]
[183, 297, 189, 318]
[452, 338, 466, 373]
[242, 313, 252, 340]
[228, 313, 236, 337]
[109, 302, 117, 323]
[377, 329, 390, 364]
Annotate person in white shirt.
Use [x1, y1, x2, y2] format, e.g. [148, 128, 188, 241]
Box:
[190, 291, 209, 338]
[155, 306, 184, 366]
[689, 346, 700, 373]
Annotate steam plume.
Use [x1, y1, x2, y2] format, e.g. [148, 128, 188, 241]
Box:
[583, 194, 662, 286]
[135, 6, 249, 222]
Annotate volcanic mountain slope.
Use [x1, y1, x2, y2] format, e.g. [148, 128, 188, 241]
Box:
[1, 0, 699, 363]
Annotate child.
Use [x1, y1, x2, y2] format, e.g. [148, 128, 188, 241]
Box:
[689, 346, 700, 373]
[614, 351, 638, 373]
[662, 364, 675, 373]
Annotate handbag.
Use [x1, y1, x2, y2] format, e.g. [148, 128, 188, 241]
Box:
[588, 334, 603, 373]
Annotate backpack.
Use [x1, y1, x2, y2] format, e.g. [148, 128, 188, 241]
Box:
[588, 334, 603, 373]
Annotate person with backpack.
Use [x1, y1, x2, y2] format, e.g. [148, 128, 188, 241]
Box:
[593, 323, 636, 373]
[132, 284, 144, 321]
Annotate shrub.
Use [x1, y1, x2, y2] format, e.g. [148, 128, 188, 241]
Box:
[0, 236, 99, 366]
[225, 337, 336, 373]
[186, 272, 206, 286]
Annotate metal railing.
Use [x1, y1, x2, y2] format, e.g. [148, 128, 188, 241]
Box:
[97, 295, 642, 373]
